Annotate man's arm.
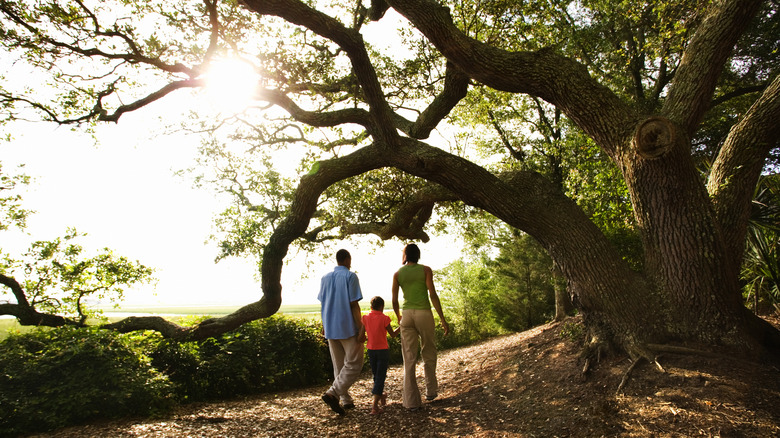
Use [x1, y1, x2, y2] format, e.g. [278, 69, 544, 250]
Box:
[358, 320, 367, 344]
[350, 300, 364, 342]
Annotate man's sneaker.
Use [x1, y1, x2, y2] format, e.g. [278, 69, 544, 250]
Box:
[322, 393, 346, 415]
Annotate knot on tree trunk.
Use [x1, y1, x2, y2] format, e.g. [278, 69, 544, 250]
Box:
[633, 116, 676, 159]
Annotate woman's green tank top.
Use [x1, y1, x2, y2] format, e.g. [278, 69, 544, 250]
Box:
[398, 264, 431, 310]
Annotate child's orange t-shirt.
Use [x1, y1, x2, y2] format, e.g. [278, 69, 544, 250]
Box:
[362, 310, 391, 350]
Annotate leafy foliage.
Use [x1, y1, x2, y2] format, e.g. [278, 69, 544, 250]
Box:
[742, 175, 780, 312]
[0, 327, 174, 437]
[149, 316, 331, 401]
[0, 315, 337, 436]
[0, 163, 31, 232]
[438, 231, 559, 343]
[487, 232, 557, 331]
[1, 229, 155, 323]
[439, 257, 504, 346]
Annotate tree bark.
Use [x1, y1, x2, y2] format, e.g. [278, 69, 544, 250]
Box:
[553, 264, 573, 322]
[376, 0, 780, 356]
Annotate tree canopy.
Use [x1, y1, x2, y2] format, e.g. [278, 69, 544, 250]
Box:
[1, 0, 779, 361]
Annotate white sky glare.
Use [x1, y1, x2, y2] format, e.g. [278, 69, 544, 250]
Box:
[1, 10, 465, 310]
[2, 101, 463, 309]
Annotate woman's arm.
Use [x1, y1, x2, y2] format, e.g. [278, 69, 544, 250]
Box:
[392, 271, 402, 322]
[424, 265, 449, 336]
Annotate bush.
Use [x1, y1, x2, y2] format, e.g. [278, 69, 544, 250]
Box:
[0, 316, 335, 436]
[149, 316, 331, 401]
[0, 327, 174, 437]
[439, 258, 506, 347]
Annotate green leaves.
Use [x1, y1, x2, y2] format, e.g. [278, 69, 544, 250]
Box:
[0, 316, 331, 435]
[742, 175, 780, 311]
[5, 228, 155, 321]
[0, 327, 175, 436]
[439, 257, 504, 345]
[148, 316, 330, 401]
[0, 163, 31, 232]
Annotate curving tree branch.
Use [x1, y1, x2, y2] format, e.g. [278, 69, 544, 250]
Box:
[0, 273, 30, 308]
[78, 144, 399, 340]
[240, 0, 399, 143]
[407, 62, 470, 139]
[662, 0, 764, 135]
[0, 274, 80, 328]
[708, 74, 780, 274]
[254, 88, 372, 128]
[384, 0, 636, 156]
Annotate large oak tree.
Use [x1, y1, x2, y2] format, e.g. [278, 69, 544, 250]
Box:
[1, 0, 778, 361]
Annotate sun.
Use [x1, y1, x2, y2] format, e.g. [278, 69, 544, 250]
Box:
[202, 58, 260, 113]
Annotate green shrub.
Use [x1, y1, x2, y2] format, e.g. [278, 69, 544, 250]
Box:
[0, 316, 335, 435]
[558, 319, 584, 341]
[149, 316, 331, 401]
[0, 327, 174, 437]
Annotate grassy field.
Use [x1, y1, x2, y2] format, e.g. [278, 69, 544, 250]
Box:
[100, 303, 323, 316]
[0, 304, 325, 340]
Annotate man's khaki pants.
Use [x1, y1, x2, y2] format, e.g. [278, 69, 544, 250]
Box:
[326, 336, 364, 405]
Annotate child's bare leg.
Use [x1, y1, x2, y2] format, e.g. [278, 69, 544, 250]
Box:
[371, 394, 381, 414]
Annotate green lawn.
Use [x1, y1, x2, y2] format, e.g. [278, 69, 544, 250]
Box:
[101, 303, 322, 316]
[0, 303, 387, 340]
[0, 304, 324, 340]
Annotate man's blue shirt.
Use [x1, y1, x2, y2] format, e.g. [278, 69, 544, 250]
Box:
[318, 265, 363, 339]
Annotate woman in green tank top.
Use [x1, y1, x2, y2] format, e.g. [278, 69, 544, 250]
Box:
[392, 243, 450, 410]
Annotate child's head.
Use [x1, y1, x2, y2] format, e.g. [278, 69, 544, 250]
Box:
[370, 296, 384, 311]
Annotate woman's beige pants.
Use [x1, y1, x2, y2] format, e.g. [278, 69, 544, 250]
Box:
[399, 308, 438, 408]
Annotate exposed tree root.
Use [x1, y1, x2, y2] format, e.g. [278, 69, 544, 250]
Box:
[614, 343, 733, 394]
[646, 343, 725, 358]
[616, 358, 643, 395]
[580, 333, 607, 375]
[574, 321, 738, 394]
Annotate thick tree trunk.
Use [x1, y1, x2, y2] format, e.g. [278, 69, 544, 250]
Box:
[553, 264, 573, 322]
[379, 0, 780, 358]
[553, 282, 572, 322]
[624, 118, 752, 347]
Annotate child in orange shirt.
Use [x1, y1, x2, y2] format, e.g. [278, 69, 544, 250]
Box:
[359, 296, 400, 415]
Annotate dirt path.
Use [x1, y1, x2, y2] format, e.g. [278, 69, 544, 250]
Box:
[28, 319, 780, 437]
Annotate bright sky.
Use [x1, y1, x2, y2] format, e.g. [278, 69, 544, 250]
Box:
[2, 99, 464, 309]
[1, 9, 464, 310]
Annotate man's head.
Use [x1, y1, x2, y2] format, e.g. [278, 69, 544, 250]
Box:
[370, 296, 384, 311]
[336, 249, 351, 268]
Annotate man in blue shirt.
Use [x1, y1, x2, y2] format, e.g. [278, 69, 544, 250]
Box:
[318, 249, 364, 415]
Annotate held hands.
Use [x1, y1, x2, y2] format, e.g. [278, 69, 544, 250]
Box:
[357, 326, 366, 344]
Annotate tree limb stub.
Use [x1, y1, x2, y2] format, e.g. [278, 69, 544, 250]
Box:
[633, 116, 676, 159]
